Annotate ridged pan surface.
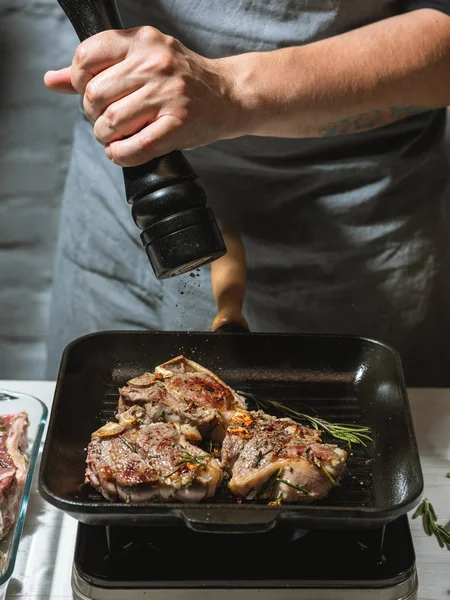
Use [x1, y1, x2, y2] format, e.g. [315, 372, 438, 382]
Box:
[38, 331, 423, 532]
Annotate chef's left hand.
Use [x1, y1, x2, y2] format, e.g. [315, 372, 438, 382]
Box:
[44, 27, 246, 166]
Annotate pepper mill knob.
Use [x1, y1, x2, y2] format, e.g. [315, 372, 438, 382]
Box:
[57, 0, 226, 278]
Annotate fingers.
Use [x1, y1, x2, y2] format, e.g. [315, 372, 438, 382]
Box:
[71, 30, 130, 94]
[105, 115, 186, 166]
[44, 67, 77, 94]
[44, 30, 131, 97]
[45, 26, 230, 165]
[83, 60, 144, 123]
[93, 87, 158, 144]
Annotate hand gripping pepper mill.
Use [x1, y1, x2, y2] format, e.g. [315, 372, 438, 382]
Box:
[57, 0, 226, 279]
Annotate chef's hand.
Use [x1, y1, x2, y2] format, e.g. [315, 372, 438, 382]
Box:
[44, 27, 247, 167]
[211, 227, 249, 332]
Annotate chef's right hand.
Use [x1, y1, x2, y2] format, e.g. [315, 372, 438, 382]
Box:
[43, 27, 248, 167]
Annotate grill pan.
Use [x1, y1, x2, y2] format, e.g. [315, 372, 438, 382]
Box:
[38, 331, 423, 532]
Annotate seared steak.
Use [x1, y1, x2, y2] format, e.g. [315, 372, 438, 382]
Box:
[86, 357, 349, 506]
[85, 407, 222, 503]
[0, 412, 29, 539]
[222, 410, 347, 503]
[118, 356, 247, 440]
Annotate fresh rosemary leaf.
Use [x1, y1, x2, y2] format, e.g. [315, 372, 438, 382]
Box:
[428, 502, 437, 522]
[119, 436, 138, 454]
[239, 392, 373, 447]
[257, 468, 283, 501]
[180, 451, 210, 464]
[278, 479, 309, 495]
[268, 491, 283, 506]
[412, 502, 425, 519]
[166, 452, 208, 479]
[322, 467, 337, 486]
[254, 451, 263, 467]
[412, 499, 450, 551]
[257, 470, 310, 503]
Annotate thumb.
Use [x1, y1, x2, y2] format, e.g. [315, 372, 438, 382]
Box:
[44, 67, 77, 94]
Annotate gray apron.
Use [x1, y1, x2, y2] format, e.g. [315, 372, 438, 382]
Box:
[47, 0, 450, 385]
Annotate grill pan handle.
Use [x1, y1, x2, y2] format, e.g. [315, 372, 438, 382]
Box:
[180, 507, 280, 534]
[214, 323, 250, 333]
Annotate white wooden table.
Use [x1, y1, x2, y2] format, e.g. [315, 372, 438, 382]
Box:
[0, 382, 448, 600]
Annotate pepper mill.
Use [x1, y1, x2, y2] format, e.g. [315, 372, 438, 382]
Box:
[57, 0, 226, 279]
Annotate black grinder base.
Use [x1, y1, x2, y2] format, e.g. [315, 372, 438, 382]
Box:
[140, 207, 226, 278]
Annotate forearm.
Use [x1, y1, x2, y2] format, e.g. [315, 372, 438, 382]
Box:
[229, 9, 450, 137]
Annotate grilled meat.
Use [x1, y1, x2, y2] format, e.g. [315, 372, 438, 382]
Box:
[85, 407, 222, 503]
[86, 357, 349, 506]
[0, 412, 29, 539]
[118, 356, 247, 440]
[222, 410, 347, 503]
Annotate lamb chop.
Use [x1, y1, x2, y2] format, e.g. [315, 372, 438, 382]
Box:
[221, 410, 347, 503]
[85, 406, 222, 503]
[0, 412, 29, 539]
[118, 356, 247, 440]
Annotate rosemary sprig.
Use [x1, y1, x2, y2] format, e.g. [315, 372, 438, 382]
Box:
[119, 436, 139, 454]
[322, 467, 337, 486]
[239, 392, 373, 447]
[412, 499, 450, 551]
[268, 491, 283, 506]
[278, 479, 310, 495]
[255, 468, 310, 503]
[180, 451, 209, 466]
[119, 436, 162, 474]
[256, 468, 282, 500]
[167, 452, 208, 478]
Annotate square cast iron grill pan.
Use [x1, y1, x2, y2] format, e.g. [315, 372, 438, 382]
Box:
[38, 331, 423, 533]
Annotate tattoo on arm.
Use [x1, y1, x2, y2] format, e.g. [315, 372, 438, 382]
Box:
[319, 105, 430, 137]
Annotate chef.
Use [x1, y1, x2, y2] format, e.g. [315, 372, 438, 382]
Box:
[44, 1, 450, 385]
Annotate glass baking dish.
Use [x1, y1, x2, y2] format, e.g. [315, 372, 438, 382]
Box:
[0, 390, 48, 599]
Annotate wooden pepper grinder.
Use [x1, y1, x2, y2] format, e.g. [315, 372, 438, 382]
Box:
[57, 0, 226, 279]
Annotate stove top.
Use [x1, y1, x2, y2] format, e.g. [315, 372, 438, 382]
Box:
[72, 516, 417, 600]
